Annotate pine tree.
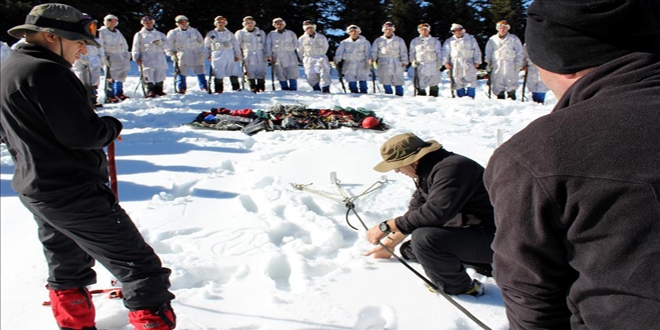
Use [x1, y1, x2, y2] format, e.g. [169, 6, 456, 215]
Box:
[386, 0, 424, 44]
[485, 0, 527, 41]
[332, 0, 388, 44]
[422, 0, 483, 44]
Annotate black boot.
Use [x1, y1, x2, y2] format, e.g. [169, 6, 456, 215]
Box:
[507, 91, 516, 100]
[257, 79, 266, 92]
[146, 83, 156, 98]
[429, 86, 439, 97]
[497, 91, 506, 99]
[416, 88, 427, 96]
[214, 79, 223, 94]
[248, 79, 257, 92]
[156, 82, 166, 96]
[230, 76, 240, 91]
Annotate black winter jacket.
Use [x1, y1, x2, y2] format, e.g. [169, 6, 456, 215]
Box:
[485, 52, 660, 330]
[394, 149, 495, 235]
[0, 44, 122, 197]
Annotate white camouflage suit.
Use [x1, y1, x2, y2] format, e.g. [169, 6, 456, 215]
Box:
[266, 29, 300, 81]
[442, 33, 482, 89]
[73, 38, 105, 87]
[409, 36, 443, 89]
[334, 35, 371, 82]
[98, 26, 130, 82]
[235, 27, 267, 79]
[485, 33, 524, 94]
[167, 27, 207, 75]
[370, 35, 408, 86]
[298, 32, 331, 89]
[1, 42, 11, 63]
[205, 29, 240, 78]
[522, 44, 548, 94]
[131, 27, 169, 84]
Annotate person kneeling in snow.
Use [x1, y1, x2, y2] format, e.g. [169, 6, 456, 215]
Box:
[365, 133, 495, 296]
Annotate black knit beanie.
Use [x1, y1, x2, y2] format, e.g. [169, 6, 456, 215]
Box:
[526, 0, 660, 74]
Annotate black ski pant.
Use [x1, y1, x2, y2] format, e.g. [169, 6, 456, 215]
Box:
[409, 226, 494, 295]
[19, 183, 175, 309]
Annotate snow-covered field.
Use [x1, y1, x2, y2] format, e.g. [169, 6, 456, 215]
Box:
[1, 63, 553, 329]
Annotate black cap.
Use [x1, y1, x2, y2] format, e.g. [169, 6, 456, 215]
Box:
[526, 0, 660, 74]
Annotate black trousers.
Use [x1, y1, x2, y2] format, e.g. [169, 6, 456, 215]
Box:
[19, 184, 175, 309]
[409, 226, 494, 295]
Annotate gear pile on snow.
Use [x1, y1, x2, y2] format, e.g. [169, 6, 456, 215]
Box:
[188, 104, 389, 135]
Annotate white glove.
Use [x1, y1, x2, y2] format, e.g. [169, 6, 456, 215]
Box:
[102, 57, 110, 67]
[171, 55, 178, 63]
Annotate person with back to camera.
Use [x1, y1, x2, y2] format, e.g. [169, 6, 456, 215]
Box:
[485, 0, 660, 328]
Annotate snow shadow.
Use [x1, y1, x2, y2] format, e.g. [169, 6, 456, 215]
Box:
[114, 130, 251, 156]
[114, 159, 204, 175]
[115, 181, 166, 202]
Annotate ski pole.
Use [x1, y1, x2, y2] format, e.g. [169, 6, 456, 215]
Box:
[344, 205, 491, 330]
[521, 67, 528, 102]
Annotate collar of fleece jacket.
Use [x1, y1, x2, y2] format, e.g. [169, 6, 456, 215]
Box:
[413, 149, 450, 192]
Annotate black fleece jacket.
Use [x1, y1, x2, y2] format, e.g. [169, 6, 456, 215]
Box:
[394, 148, 495, 235]
[485, 52, 660, 330]
[0, 43, 122, 197]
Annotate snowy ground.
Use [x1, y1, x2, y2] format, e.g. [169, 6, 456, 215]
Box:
[0, 63, 553, 329]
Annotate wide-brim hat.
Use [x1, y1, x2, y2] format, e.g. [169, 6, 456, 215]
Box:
[8, 3, 99, 47]
[373, 133, 442, 172]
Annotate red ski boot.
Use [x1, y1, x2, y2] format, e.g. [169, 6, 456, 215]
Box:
[49, 287, 96, 329]
[128, 303, 176, 330]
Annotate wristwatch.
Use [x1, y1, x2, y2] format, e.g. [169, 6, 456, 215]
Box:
[379, 221, 392, 234]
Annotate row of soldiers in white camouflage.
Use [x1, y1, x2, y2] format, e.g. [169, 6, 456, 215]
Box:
[57, 14, 548, 105]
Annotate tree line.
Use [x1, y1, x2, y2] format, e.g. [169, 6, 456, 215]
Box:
[1, 0, 529, 57]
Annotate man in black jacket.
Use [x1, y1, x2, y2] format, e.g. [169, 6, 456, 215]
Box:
[485, 1, 660, 329]
[0, 4, 175, 329]
[366, 133, 495, 296]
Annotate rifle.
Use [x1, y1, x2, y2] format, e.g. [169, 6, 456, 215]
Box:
[137, 63, 147, 98]
[173, 54, 180, 94]
[336, 60, 346, 93]
[371, 62, 380, 93]
[448, 67, 456, 98]
[104, 58, 113, 102]
[520, 67, 528, 102]
[208, 35, 215, 94]
[413, 63, 419, 96]
[208, 61, 214, 94]
[270, 60, 275, 91]
[240, 61, 246, 90]
[486, 68, 492, 99]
